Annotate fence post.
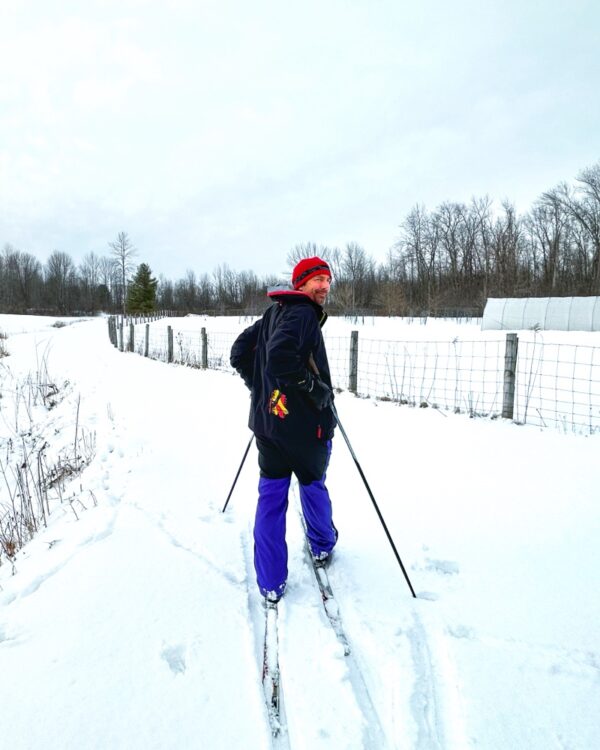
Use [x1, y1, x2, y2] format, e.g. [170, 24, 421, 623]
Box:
[349, 330, 359, 393]
[118, 320, 124, 352]
[502, 333, 519, 419]
[201, 327, 208, 369]
[129, 323, 134, 352]
[144, 324, 150, 357]
[167, 326, 174, 363]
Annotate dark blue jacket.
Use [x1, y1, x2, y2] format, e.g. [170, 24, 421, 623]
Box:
[230, 290, 335, 447]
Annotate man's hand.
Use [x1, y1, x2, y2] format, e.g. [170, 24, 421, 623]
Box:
[308, 378, 334, 410]
[298, 371, 333, 410]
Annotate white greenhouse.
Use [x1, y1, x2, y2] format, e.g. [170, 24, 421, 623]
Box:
[482, 297, 600, 331]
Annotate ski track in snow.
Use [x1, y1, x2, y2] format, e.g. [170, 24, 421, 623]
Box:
[292, 490, 390, 750]
[321, 567, 470, 750]
[240, 485, 391, 750]
[406, 609, 470, 750]
[127, 499, 245, 588]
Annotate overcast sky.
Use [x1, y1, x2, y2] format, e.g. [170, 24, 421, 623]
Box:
[1, 0, 599, 281]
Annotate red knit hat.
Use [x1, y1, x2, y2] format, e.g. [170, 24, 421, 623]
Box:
[291, 256, 331, 290]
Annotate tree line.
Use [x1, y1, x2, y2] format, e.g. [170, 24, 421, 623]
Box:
[1, 161, 599, 317]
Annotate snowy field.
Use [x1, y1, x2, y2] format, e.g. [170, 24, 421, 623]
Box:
[1, 314, 599, 749]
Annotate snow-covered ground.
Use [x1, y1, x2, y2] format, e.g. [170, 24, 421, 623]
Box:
[1, 314, 599, 749]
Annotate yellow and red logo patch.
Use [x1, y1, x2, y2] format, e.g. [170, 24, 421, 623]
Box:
[269, 389, 289, 419]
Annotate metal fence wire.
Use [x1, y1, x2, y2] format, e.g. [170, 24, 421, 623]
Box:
[514, 339, 600, 433]
[115, 319, 600, 436]
[325, 336, 505, 417]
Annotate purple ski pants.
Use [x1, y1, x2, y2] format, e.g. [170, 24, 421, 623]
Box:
[253, 440, 336, 599]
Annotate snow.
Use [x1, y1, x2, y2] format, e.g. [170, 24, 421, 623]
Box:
[1, 314, 599, 749]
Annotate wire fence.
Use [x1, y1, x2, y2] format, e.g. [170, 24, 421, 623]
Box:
[109, 317, 600, 436]
[514, 339, 600, 434]
[327, 337, 506, 416]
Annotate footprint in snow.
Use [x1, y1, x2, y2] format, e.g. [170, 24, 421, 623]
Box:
[0, 624, 25, 646]
[447, 623, 475, 639]
[424, 557, 459, 576]
[417, 591, 439, 601]
[161, 644, 187, 675]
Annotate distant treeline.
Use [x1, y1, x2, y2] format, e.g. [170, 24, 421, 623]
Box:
[1, 161, 599, 317]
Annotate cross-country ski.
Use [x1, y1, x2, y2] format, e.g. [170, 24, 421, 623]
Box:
[262, 600, 283, 737]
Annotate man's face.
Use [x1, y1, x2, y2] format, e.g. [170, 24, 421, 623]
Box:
[299, 274, 331, 305]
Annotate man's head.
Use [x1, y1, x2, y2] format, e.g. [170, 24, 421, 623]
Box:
[292, 256, 332, 305]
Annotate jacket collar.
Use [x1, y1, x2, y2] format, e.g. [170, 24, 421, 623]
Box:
[267, 286, 328, 327]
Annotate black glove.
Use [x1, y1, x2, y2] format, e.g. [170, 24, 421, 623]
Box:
[298, 371, 333, 411]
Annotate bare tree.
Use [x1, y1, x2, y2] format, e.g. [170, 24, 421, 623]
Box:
[79, 252, 102, 312]
[286, 242, 334, 274]
[433, 203, 467, 291]
[286, 242, 319, 269]
[1, 245, 43, 311]
[471, 196, 493, 300]
[109, 231, 137, 315]
[45, 251, 77, 313]
[213, 263, 243, 310]
[174, 270, 199, 312]
[490, 201, 523, 295]
[197, 273, 213, 309]
[336, 242, 370, 312]
[157, 274, 174, 310]
[546, 163, 600, 293]
[396, 204, 438, 310]
[98, 256, 119, 310]
[527, 193, 570, 293]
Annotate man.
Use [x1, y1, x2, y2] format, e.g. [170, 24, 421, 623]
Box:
[230, 256, 338, 603]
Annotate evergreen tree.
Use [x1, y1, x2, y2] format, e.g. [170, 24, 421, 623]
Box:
[127, 263, 158, 313]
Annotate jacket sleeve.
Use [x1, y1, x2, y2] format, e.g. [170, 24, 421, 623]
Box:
[265, 306, 317, 388]
[230, 320, 261, 390]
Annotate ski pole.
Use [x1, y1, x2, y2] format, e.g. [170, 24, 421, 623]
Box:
[222, 434, 254, 513]
[330, 402, 417, 598]
[308, 353, 416, 598]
